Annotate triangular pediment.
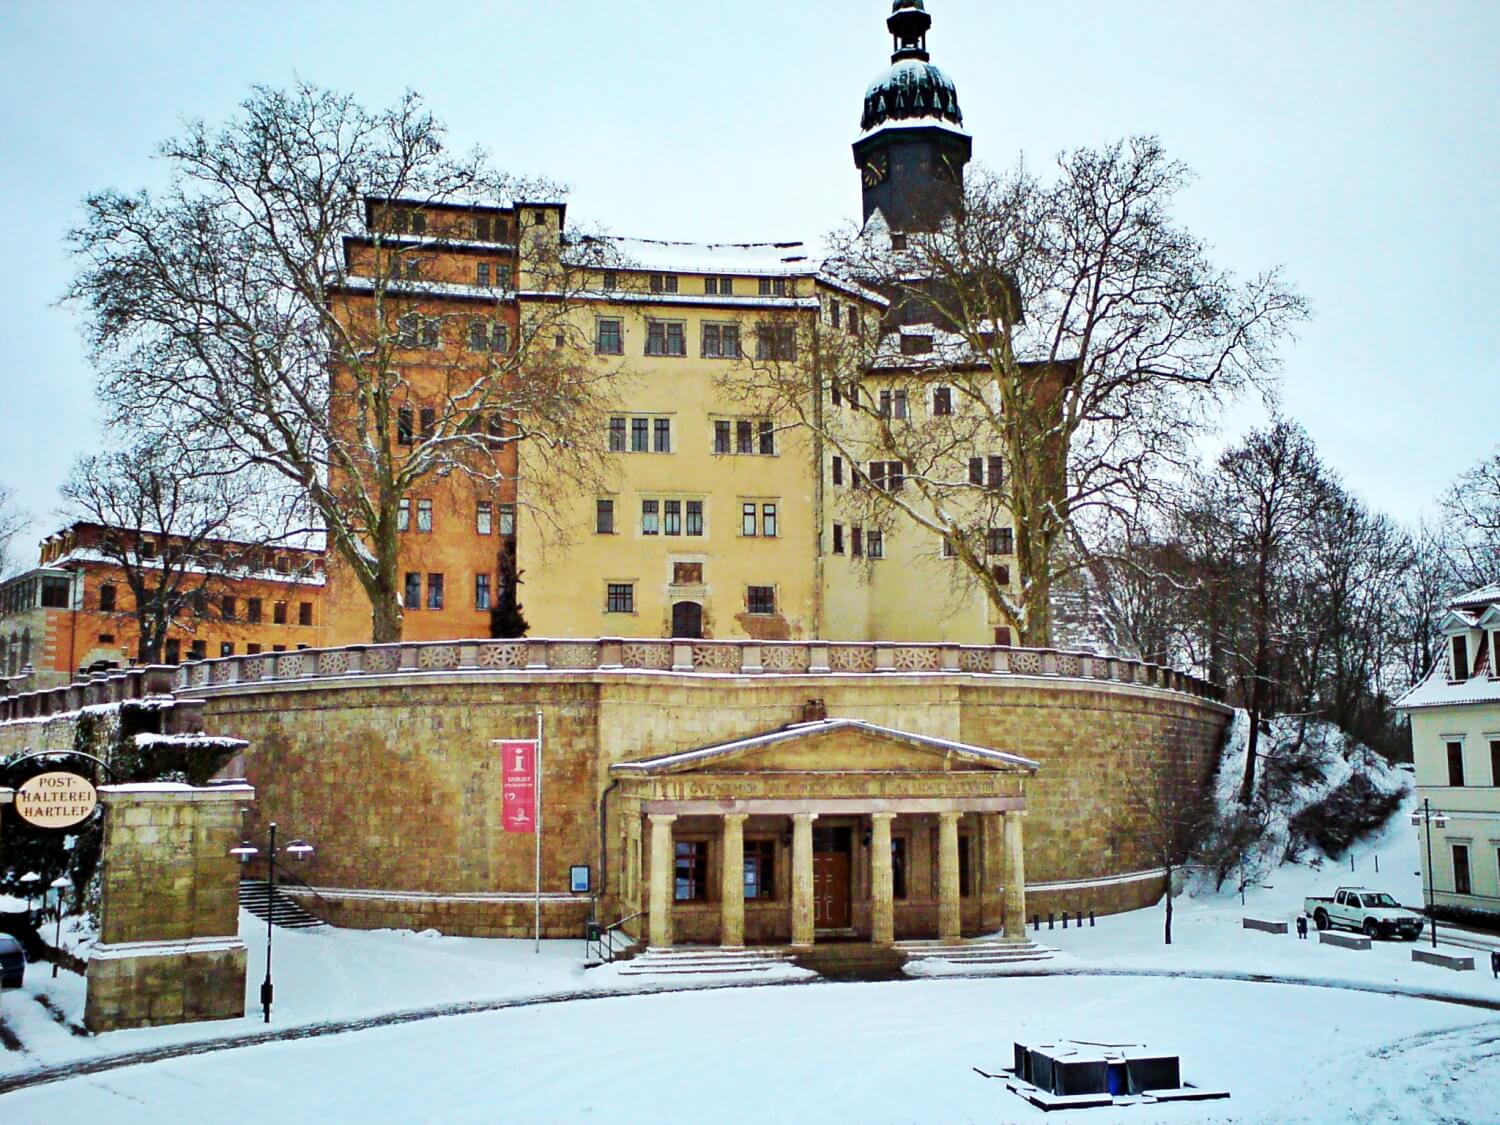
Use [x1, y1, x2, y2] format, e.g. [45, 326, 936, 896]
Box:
[611, 719, 1036, 778]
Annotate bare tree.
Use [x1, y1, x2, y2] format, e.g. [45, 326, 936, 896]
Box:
[735, 138, 1306, 646]
[67, 83, 615, 643]
[0, 485, 28, 579]
[1110, 746, 1215, 945]
[59, 442, 269, 664]
[1441, 446, 1500, 588]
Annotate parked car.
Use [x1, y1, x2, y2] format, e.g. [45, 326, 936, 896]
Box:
[1304, 887, 1424, 940]
[0, 934, 25, 988]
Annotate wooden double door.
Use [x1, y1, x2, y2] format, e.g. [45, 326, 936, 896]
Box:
[813, 826, 852, 929]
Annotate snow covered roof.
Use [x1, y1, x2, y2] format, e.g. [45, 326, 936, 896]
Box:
[590, 237, 816, 277]
[611, 717, 1038, 774]
[1396, 663, 1500, 710]
[1453, 582, 1500, 609]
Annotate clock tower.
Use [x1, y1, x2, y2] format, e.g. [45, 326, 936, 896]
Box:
[853, 1, 972, 232]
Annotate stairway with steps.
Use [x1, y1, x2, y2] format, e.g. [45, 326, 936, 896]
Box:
[612, 946, 792, 977]
[897, 936, 1052, 968]
[238, 879, 328, 929]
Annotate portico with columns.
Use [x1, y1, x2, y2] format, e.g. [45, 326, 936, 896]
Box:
[612, 719, 1036, 949]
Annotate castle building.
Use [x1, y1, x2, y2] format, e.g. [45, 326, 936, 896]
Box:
[320, 0, 1017, 649]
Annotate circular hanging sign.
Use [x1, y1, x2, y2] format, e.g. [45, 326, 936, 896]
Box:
[14, 772, 98, 830]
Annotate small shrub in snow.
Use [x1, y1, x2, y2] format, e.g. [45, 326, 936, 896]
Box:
[1287, 772, 1405, 859]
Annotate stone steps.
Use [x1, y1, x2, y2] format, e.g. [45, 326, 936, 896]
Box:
[898, 938, 1053, 966]
[613, 947, 792, 977]
[792, 942, 908, 980]
[239, 880, 327, 930]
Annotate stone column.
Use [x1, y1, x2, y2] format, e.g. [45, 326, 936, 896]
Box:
[870, 812, 896, 945]
[648, 813, 677, 949]
[980, 813, 1004, 933]
[1003, 810, 1027, 939]
[720, 813, 748, 948]
[790, 812, 818, 948]
[938, 810, 962, 944]
[0, 788, 10, 863]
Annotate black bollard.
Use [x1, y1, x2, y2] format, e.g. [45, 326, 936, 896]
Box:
[1048, 912, 1055, 930]
[1090, 911, 1095, 927]
[1063, 911, 1070, 929]
[1491, 950, 1499, 979]
[1032, 914, 1040, 932]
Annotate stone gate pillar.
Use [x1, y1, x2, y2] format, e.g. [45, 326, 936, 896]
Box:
[85, 782, 255, 1033]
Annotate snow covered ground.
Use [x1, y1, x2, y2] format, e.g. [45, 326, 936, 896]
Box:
[2, 975, 1494, 1124]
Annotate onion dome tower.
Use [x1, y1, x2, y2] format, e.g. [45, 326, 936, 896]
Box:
[853, 0, 973, 232]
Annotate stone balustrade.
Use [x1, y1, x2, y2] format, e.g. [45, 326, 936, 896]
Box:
[0, 639, 1224, 720]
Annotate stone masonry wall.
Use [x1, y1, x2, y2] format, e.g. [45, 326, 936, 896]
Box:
[193, 671, 1230, 939]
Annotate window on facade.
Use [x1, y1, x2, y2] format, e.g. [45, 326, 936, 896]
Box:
[758, 421, 775, 455]
[247, 643, 262, 655]
[649, 274, 679, 294]
[879, 389, 892, 418]
[654, 418, 672, 453]
[476, 262, 491, 287]
[1453, 635, 1470, 681]
[275, 556, 291, 575]
[397, 497, 411, 533]
[992, 564, 1011, 586]
[758, 277, 792, 297]
[273, 644, 287, 653]
[663, 500, 682, 536]
[500, 504, 515, 537]
[140, 540, 157, 560]
[410, 212, 427, 235]
[933, 386, 953, 416]
[994, 627, 1013, 647]
[299, 602, 313, 627]
[220, 642, 235, 657]
[602, 270, 618, 291]
[833, 523, 845, 555]
[848, 305, 861, 336]
[417, 499, 434, 533]
[189, 640, 207, 662]
[597, 318, 624, 355]
[867, 530, 884, 559]
[987, 456, 1004, 489]
[869, 461, 904, 492]
[831, 380, 842, 407]
[943, 536, 958, 559]
[736, 420, 753, 455]
[744, 839, 775, 900]
[1453, 844, 1472, 895]
[99, 584, 116, 612]
[742, 503, 758, 537]
[645, 321, 687, 357]
[642, 500, 660, 536]
[852, 525, 864, 558]
[832, 456, 844, 486]
[714, 420, 731, 455]
[596, 499, 615, 535]
[704, 276, 735, 296]
[398, 407, 415, 446]
[163, 639, 181, 665]
[404, 573, 421, 610]
[756, 325, 796, 361]
[427, 573, 445, 610]
[830, 301, 842, 329]
[686, 500, 704, 537]
[747, 586, 776, 615]
[609, 417, 627, 452]
[762, 503, 777, 538]
[273, 601, 288, 626]
[702, 323, 741, 358]
[674, 840, 707, 902]
[1448, 741, 1466, 787]
[475, 574, 492, 611]
[987, 527, 1014, 555]
[476, 501, 493, 536]
[1491, 740, 1500, 786]
[631, 417, 649, 453]
[467, 320, 508, 352]
[220, 595, 237, 621]
[248, 597, 263, 624]
[892, 837, 908, 899]
[419, 408, 436, 441]
[606, 583, 635, 614]
[968, 458, 983, 486]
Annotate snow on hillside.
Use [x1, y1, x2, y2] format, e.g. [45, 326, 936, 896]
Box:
[1201, 709, 1409, 889]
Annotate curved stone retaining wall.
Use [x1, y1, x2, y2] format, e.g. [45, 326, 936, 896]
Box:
[136, 639, 1235, 939]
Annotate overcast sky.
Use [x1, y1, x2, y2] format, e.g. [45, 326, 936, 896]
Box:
[1, 0, 1495, 553]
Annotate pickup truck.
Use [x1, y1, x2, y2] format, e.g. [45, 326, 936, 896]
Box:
[1304, 887, 1424, 940]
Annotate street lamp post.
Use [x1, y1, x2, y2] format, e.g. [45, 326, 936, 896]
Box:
[1411, 799, 1448, 949]
[230, 822, 315, 1023]
[49, 875, 71, 978]
[19, 871, 40, 921]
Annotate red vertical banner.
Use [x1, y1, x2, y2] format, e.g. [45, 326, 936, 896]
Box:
[501, 740, 538, 834]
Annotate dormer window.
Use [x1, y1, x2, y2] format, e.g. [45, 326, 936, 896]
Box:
[1452, 634, 1470, 682]
[901, 334, 934, 355]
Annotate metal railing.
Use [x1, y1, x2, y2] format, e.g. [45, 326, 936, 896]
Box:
[586, 911, 643, 965]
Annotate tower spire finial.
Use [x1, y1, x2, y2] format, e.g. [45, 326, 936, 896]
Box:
[888, 0, 932, 62]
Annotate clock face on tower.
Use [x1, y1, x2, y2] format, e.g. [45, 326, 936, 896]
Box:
[862, 151, 889, 188]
